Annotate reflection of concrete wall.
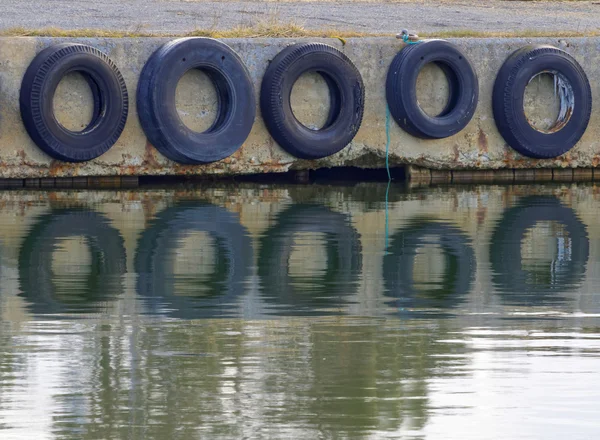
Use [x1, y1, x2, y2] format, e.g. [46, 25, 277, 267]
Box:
[1, 37, 600, 178]
[1, 184, 600, 323]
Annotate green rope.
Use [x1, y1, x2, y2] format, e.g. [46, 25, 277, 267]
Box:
[384, 105, 392, 253]
[384, 29, 422, 251]
[385, 105, 392, 181]
[402, 33, 422, 45]
[384, 34, 423, 252]
[385, 180, 391, 254]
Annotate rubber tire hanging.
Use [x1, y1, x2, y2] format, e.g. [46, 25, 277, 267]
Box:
[260, 43, 365, 159]
[20, 43, 129, 162]
[386, 39, 479, 139]
[137, 38, 256, 164]
[492, 45, 592, 159]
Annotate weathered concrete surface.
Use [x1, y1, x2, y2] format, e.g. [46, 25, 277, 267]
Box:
[2, 36, 600, 178]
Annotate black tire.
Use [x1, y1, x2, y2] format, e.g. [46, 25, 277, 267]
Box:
[492, 45, 592, 159]
[386, 40, 479, 139]
[135, 203, 253, 319]
[18, 210, 126, 315]
[383, 222, 475, 312]
[137, 38, 256, 164]
[19, 44, 128, 162]
[490, 197, 589, 306]
[258, 205, 362, 315]
[260, 43, 365, 159]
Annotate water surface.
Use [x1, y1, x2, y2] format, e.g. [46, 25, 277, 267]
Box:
[1, 182, 599, 439]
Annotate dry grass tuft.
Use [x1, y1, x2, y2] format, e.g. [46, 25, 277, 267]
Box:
[1, 27, 156, 38]
[0, 19, 370, 39]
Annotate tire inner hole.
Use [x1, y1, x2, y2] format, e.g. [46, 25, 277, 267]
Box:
[290, 71, 334, 131]
[416, 62, 452, 118]
[524, 70, 574, 134]
[53, 72, 96, 133]
[176, 68, 220, 133]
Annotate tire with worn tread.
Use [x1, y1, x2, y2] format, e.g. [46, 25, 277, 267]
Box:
[260, 43, 365, 159]
[137, 38, 256, 164]
[386, 40, 479, 139]
[20, 43, 128, 162]
[492, 45, 592, 159]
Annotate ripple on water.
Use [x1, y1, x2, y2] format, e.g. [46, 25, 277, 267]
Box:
[0, 183, 599, 439]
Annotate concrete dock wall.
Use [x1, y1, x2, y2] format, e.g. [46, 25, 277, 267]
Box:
[1, 36, 600, 178]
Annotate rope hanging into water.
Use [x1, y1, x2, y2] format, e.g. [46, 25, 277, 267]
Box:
[385, 105, 392, 182]
[385, 105, 392, 252]
[385, 30, 423, 253]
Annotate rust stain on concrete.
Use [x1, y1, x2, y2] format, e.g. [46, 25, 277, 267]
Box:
[478, 129, 488, 153]
[143, 140, 162, 169]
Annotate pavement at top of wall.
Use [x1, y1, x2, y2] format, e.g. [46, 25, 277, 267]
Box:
[1, 0, 600, 35]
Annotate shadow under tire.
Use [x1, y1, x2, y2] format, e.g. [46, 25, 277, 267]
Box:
[19, 43, 128, 162]
[490, 197, 589, 305]
[260, 43, 365, 159]
[18, 210, 127, 315]
[137, 38, 256, 164]
[386, 40, 479, 139]
[492, 45, 592, 159]
[383, 222, 476, 310]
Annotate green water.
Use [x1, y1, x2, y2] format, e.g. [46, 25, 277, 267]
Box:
[1, 182, 599, 439]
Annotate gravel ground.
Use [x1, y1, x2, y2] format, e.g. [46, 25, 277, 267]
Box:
[1, 0, 599, 34]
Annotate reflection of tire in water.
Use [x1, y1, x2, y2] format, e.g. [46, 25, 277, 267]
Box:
[135, 203, 253, 319]
[18, 210, 126, 315]
[490, 197, 589, 306]
[258, 205, 362, 315]
[383, 222, 475, 311]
